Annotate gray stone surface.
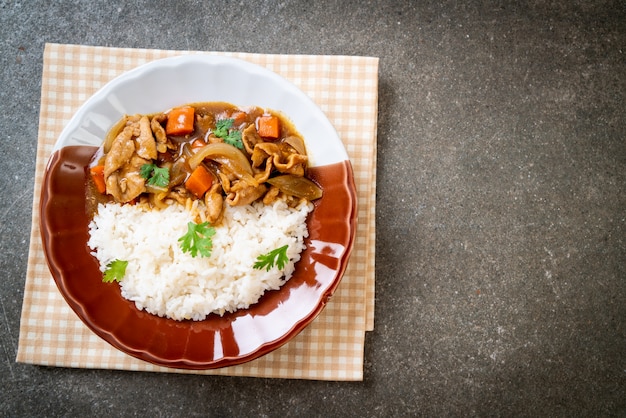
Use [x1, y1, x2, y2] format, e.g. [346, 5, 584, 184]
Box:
[1, 1, 624, 416]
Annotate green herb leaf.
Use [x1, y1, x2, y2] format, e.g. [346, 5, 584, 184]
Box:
[178, 221, 216, 258]
[148, 166, 169, 187]
[213, 118, 243, 149]
[253, 245, 290, 271]
[103, 259, 128, 283]
[224, 130, 243, 149]
[139, 163, 154, 179]
[214, 118, 234, 138]
[140, 163, 170, 188]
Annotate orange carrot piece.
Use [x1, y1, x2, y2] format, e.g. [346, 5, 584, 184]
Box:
[185, 165, 214, 198]
[89, 165, 106, 194]
[166, 106, 195, 136]
[257, 115, 280, 139]
[231, 111, 247, 127]
[191, 138, 206, 151]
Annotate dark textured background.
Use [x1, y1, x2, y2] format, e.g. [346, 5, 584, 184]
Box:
[1, 1, 624, 416]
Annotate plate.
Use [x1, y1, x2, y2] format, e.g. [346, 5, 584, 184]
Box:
[40, 55, 357, 369]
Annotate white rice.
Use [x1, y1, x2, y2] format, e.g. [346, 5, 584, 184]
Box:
[87, 200, 313, 321]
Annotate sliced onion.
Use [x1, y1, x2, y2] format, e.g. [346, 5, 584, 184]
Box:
[180, 143, 194, 159]
[188, 142, 256, 185]
[145, 183, 168, 194]
[188, 143, 251, 171]
[149, 191, 169, 209]
[266, 174, 323, 200]
[169, 159, 190, 187]
[103, 116, 129, 153]
[283, 135, 307, 156]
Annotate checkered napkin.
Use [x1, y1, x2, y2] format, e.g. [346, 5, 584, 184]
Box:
[16, 43, 377, 381]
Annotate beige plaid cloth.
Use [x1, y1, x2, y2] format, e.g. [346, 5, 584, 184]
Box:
[16, 43, 378, 381]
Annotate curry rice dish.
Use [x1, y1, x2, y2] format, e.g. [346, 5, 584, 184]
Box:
[86, 102, 322, 321]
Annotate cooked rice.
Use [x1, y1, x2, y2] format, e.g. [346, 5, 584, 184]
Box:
[87, 200, 313, 321]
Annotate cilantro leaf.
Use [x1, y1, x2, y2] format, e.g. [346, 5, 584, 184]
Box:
[253, 245, 290, 271]
[178, 221, 216, 258]
[213, 118, 243, 149]
[140, 163, 154, 179]
[103, 259, 128, 283]
[148, 166, 169, 187]
[214, 118, 234, 138]
[140, 163, 170, 188]
[224, 130, 243, 149]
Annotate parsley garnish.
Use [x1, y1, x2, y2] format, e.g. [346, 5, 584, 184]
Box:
[213, 118, 243, 149]
[253, 245, 290, 271]
[178, 221, 216, 258]
[224, 130, 243, 148]
[140, 163, 170, 188]
[103, 259, 128, 283]
[214, 118, 234, 138]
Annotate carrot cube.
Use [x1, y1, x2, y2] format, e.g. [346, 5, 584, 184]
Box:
[256, 115, 280, 139]
[89, 165, 106, 194]
[185, 165, 214, 198]
[166, 106, 195, 136]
